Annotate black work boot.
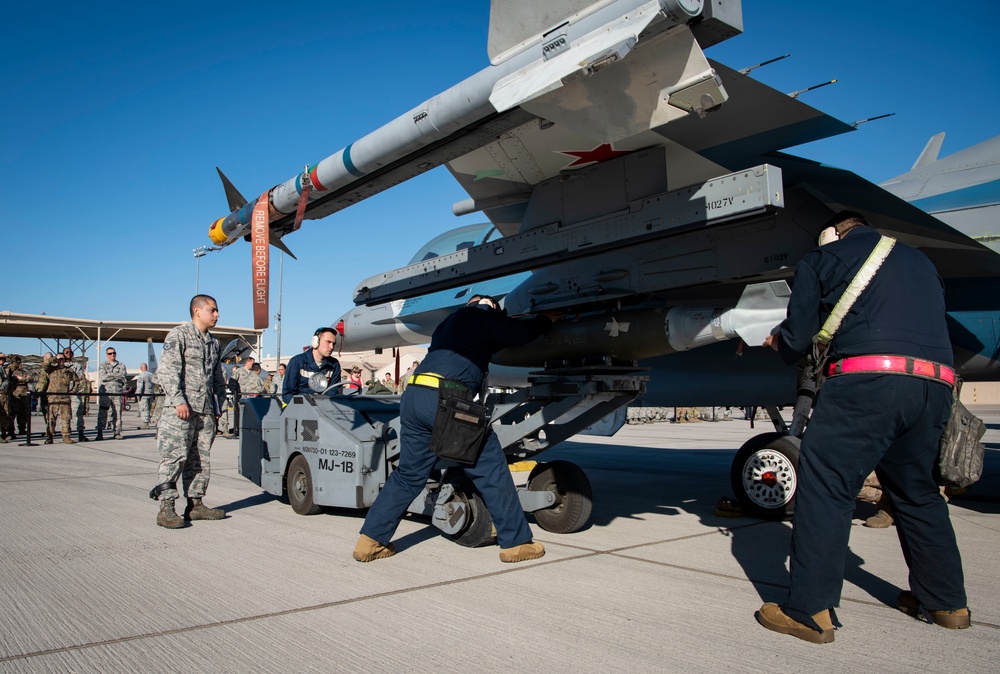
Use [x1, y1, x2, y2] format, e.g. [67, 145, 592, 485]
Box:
[78, 431, 89, 442]
[157, 499, 185, 529]
[186, 498, 225, 520]
[95, 432, 104, 441]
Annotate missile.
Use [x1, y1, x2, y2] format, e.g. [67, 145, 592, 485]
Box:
[207, 0, 722, 250]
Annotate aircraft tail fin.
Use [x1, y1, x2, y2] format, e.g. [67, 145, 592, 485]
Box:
[912, 132, 945, 170]
[147, 338, 158, 373]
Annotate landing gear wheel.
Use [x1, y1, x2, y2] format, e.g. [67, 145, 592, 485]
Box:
[287, 454, 321, 515]
[731, 433, 800, 519]
[447, 490, 496, 548]
[527, 460, 593, 533]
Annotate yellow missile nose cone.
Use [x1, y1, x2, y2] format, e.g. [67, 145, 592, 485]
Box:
[209, 217, 228, 245]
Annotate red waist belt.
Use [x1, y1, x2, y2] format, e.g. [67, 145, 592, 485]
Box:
[826, 355, 955, 386]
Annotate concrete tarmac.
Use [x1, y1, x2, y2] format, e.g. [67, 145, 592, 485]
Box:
[1, 406, 997, 673]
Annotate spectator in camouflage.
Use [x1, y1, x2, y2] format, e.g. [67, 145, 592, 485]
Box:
[97, 346, 127, 439]
[44, 354, 79, 444]
[0, 353, 13, 441]
[62, 348, 89, 441]
[134, 362, 156, 429]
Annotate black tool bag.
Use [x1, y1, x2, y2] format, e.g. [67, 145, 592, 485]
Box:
[936, 384, 986, 488]
[428, 385, 489, 465]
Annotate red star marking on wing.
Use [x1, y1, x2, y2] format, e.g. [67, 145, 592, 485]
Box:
[558, 143, 630, 168]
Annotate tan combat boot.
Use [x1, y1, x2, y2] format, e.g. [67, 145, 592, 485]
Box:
[186, 498, 225, 520]
[499, 541, 545, 563]
[157, 499, 184, 529]
[353, 534, 395, 562]
[757, 603, 836, 643]
[62, 436, 75, 444]
[865, 509, 893, 528]
[898, 591, 970, 629]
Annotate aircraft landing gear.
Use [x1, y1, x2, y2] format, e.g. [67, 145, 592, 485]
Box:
[526, 460, 593, 534]
[730, 432, 799, 519]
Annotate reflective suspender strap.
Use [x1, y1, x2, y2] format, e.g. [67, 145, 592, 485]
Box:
[816, 235, 896, 346]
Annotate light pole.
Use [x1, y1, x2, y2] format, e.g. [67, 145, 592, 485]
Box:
[193, 246, 220, 293]
[274, 251, 283, 367]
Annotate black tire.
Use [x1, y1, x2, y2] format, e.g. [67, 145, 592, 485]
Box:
[527, 460, 593, 534]
[286, 454, 321, 515]
[446, 490, 496, 548]
[730, 433, 800, 519]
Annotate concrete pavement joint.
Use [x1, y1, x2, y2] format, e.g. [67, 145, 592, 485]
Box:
[0, 551, 594, 664]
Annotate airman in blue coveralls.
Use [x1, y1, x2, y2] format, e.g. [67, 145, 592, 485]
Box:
[354, 295, 558, 563]
[757, 212, 969, 643]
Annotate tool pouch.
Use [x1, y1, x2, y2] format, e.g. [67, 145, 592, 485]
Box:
[429, 386, 489, 465]
[936, 382, 985, 488]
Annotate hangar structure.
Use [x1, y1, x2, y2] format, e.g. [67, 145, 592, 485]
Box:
[0, 310, 262, 370]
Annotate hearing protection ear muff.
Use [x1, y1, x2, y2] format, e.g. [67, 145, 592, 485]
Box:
[311, 328, 326, 349]
[818, 226, 839, 246]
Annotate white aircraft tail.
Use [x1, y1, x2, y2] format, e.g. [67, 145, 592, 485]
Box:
[147, 338, 158, 372]
[912, 132, 945, 170]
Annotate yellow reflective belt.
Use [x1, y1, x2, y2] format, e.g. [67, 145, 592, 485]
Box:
[409, 373, 443, 389]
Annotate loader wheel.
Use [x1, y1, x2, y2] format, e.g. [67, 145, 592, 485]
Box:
[287, 454, 321, 515]
[447, 490, 496, 548]
[731, 433, 799, 520]
[528, 460, 593, 534]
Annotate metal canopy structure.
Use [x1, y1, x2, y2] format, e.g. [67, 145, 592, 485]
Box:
[0, 311, 263, 356]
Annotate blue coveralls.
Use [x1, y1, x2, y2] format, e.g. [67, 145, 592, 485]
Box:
[776, 225, 966, 629]
[360, 304, 552, 549]
[281, 350, 342, 405]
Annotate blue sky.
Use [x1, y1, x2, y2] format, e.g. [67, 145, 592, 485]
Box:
[2, 1, 998, 370]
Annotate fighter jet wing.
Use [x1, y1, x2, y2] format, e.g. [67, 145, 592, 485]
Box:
[445, 60, 856, 236]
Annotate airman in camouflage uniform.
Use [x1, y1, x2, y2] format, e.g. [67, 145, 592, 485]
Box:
[0, 353, 13, 442]
[271, 363, 285, 395]
[134, 362, 156, 429]
[227, 357, 259, 439]
[246, 363, 268, 394]
[151, 294, 228, 529]
[7, 356, 31, 436]
[37, 353, 53, 437]
[98, 346, 127, 440]
[61, 348, 89, 442]
[79, 371, 93, 419]
[44, 354, 79, 444]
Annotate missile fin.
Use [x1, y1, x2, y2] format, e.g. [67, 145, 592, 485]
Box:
[730, 281, 792, 346]
[269, 235, 297, 260]
[216, 167, 249, 212]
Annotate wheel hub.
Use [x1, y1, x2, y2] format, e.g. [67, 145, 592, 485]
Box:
[742, 450, 796, 508]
